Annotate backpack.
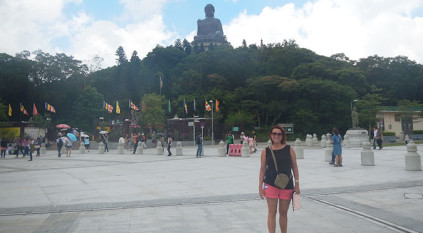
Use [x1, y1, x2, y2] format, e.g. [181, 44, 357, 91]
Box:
[196, 136, 202, 144]
[57, 138, 63, 147]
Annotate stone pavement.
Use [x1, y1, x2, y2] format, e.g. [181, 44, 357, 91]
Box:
[0, 143, 422, 233]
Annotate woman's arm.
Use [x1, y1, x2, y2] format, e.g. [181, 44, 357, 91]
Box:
[259, 149, 267, 199]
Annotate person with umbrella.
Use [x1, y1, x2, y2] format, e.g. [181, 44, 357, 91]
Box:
[56, 134, 64, 158]
[65, 133, 77, 157]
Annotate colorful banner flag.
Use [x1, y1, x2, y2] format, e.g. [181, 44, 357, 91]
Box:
[45, 102, 56, 113]
[33, 103, 38, 116]
[184, 99, 188, 114]
[205, 101, 211, 111]
[216, 99, 219, 112]
[168, 99, 171, 113]
[20, 103, 29, 116]
[103, 101, 113, 113]
[8, 104, 12, 117]
[193, 99, 196, 112]
[116, 101, 121, 114]
[129, 100, 139, 111]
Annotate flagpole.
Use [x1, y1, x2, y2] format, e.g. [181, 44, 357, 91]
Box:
[210, 100, 214, 145]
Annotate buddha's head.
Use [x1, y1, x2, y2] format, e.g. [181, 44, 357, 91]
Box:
[205, 4, 215, 18]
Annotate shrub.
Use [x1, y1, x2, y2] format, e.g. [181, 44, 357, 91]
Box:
[383, 132, 395, 136]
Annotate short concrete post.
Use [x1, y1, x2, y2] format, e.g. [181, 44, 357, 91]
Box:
[242, 141, 250, 157]
[218, 140, 226, 157]
[361, 141, 375, 166]
[306, 134, 313, 147]
[320, 135, 327, 148]
[344, 135, 351, 148]
[156, 141, 164, 155]
[136, 143, 143, 154]
[405, 140, 422, 171]
[294, 138, 304, 159]
[312, 134, 318, 146]
[40, 143, 46, 155]
[79, 142, 85, 154]
[98, 142, 105, 154]
[117, 142, 124, 154]
[176, 141, 183, 156]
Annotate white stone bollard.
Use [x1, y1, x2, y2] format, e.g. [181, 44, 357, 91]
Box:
[79, 142, 85, 154]
[40, 143, 47, 155]
[156, 141, 164, 155]
[320, 135, 327, 148]
[176, 141, 183, 156]
[405, 140, 422, 171]
[242, 141, 250, 157]
[306, 134, 313, 147]
[361, 141, 375, 166]
[312, 134, 319, 146]
[294, 138, 304, 159]
[344, 135, 351, 148]
[98, 142, 105, 154]
[218, 140, 226, 157]
[117, 142, 124, 154]
[136, 143, 143, 154]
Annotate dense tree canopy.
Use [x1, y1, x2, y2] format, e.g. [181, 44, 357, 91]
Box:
[1, 39, 423, 138]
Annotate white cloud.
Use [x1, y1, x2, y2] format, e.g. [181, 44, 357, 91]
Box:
[224, 0, 423, 63]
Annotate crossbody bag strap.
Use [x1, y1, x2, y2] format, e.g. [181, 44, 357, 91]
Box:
[268, 146, 279, 172]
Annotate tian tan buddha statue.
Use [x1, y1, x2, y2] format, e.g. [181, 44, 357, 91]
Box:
[193, 4, 227, 44]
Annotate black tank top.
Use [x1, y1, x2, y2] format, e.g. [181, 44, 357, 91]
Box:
[263, 145, 294, 189]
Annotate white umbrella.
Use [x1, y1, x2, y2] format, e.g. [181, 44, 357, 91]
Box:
[81, 134, 89, 137]
[99, 131, 108, 134]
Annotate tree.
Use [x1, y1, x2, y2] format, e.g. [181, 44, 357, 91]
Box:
[130, 50, 141, 64]
[182, 39, 192, 55]
[224, 110, 254, 132]
[138, 94, 166, 132]
[397, 100, 423, 136]
[115, 46, 128, 65]
[355, 93, 386, 137]
[72, 86, 104, 134]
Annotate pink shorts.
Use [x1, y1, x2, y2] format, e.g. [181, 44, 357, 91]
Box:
[263, 183, 293, 200]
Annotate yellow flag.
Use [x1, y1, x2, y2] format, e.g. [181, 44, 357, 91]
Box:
[116, 101, 120, 114]
[8, 104, 12, 116]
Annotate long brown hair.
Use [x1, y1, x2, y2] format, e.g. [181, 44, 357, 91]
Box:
[269, 125, 286, 144]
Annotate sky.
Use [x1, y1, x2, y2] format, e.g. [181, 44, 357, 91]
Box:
[1, 0, 423, 69]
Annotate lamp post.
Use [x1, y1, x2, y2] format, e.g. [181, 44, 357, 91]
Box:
[210, 100, 214, 145]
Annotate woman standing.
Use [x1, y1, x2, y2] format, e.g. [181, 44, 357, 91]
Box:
[259, 125, 300, 233]
[167, 135, 173, 156]
[332, 128, 343, 167]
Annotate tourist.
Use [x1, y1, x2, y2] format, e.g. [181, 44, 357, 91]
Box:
[375, 127, 383, 149]
[331, 128, 343, 167]
[132, 133, 139, 154]
[248, 135, 254, 154]
[84, 137, 90, 152]
[252, 130, 257, 152]
[167, 135, 173, 156]
[56, 134, 63, 158]
[226, 132, 234, 154]
[140, 133, 147, 149]
[35, 137, 41, 156]
[373, 127, 378, 149]
[1, 138, 7, 158]
[196, 133, 203, 157]
[259, 125, 300, 233]
[151, 132, 157, 148]
[64, 135, 72, 157]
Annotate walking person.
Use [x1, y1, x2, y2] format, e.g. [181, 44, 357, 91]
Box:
[84, 137, 90, 152]
[141, 133, 148, 149]
[102, 134, 109, 152]
[196, 133, 203, 158]
[252, 130, 257, 152]
[375, 127, 383, 149]
[151, 132, 157, 148]
[1, 138, 7, 158]
[56, 135, 63, 157]
[132, 133, 139, 154]
[28, 138, 34, 161]
[372, 127, 377, 149]
[64, 136, 72, 157]
[35, 137, 41, 156]
[167, 135, 173, 156]
[332, 128, 343, 167]
[259, 125, 300, 233]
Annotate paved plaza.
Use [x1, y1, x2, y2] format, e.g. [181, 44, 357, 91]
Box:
[0, 143, 422, 233]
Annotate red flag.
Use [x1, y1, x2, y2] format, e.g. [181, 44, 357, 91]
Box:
[33, 103, 38, 116]
[216, 99, 219, 112]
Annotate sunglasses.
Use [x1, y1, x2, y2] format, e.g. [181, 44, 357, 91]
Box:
[271, 132, 283, 136]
